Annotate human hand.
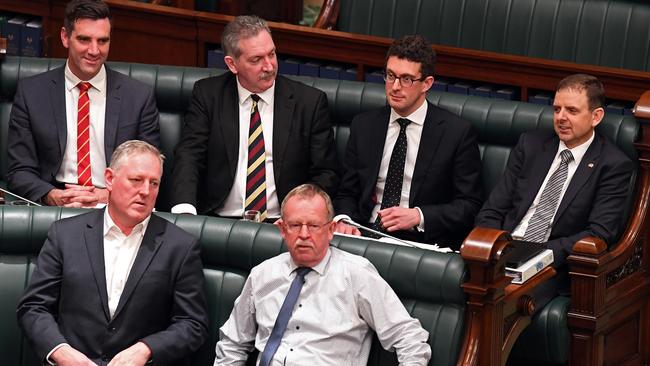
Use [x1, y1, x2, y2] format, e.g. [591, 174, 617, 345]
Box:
[58, 185, 108, 208]
[334, 221, 361, 236]
[107, 342, 152, 366]
[377, 207, 420, 232]
[50, 345, 97, 366]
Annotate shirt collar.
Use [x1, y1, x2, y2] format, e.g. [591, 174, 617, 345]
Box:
[103, 207, 151, 238]
[288, 247, 331, 276]
[389, 99, 428, 126]
[64, 61, 106, 93]
[558, 130, 595, 165]
[236, 78, 275, 107]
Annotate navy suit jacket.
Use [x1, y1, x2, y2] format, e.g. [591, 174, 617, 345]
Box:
[17, 210, 209, 366]
[476, 131, 634, 297]
[334, 103, 484, 247]
[7, 66, 160, 202]
[171, 73, 338, 214]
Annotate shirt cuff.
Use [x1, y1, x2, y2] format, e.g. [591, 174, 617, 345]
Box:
[333, 214, 352, 223]
[46, 343, 70, 365]
[171, 203, 197, 215]
[415, 207, 425, 232]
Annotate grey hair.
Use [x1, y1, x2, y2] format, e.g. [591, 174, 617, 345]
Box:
[109, 140, 165, 172]
[221, 15, 272, 58]
[281, 184, 334, 221]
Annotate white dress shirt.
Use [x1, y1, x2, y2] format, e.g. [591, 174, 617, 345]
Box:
[103, 209, 150, 318]
[511, 132, 595, 241]
[215, 247, 431, 365]
[57, 62, 108, 187]
[371, 100, 427, 229]
[171, 79, 280, 217]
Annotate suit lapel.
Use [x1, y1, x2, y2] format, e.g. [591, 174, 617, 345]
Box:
[410, 104, 445, 204]
[51, 69, 67, 163]
[84, 210, 111, 322]
[220, 75, 240, 181]
[111, 215, 165, 320]
[554, 133, 602, 222]
[104, 69, 121, 162]
[272, 77, 296, 185]
[514, 135, 559, 223]
[367, 108, 391, 193]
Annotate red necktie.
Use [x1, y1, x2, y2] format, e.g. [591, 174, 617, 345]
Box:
[77, 82, 93, 187]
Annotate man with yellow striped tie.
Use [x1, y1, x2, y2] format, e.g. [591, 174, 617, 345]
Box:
[171, 15, 338, 220]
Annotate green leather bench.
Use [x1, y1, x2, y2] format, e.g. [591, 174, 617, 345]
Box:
[0, 56, 645, 365]
[324, 0, 650, 72]
[0, 205, 466, 366]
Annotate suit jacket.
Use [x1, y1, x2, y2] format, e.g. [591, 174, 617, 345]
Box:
[16, 210, 209, 366]
[170, 73, 338, 215]
[475, 131, 634, 298]
[334, 103, 484, 247]
[7, 66, 161, 202]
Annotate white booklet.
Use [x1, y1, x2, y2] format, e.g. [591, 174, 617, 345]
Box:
[505, 249, 554, 284]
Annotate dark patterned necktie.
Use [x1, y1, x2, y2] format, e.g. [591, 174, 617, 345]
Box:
[245, 94, 267, 220]
[373, 118, 411, 231]
[259, 267, 311, 366]
[524, 149, 574, 243]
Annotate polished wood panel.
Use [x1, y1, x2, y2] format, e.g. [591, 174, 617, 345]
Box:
[3, 0, 648, 102]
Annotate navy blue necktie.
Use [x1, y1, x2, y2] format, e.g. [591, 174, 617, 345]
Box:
[259, 267, 311, 366]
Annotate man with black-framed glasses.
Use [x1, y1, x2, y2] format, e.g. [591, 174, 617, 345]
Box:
[333, 35, 483, 248]
[215, 184, 431, 365]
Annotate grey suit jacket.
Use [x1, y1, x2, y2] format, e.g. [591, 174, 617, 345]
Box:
[7, 66, 160, 202]
[17, 210, 209, 365]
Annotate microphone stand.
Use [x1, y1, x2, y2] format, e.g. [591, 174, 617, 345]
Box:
[339, 218, 418, 248]
[0, 187, 42, 206]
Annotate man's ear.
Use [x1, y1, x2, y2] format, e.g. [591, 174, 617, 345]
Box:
[224, 55, 238, 74]
[591, 107, 605, 127]
[60, 27, 70, 49]
[275, 218, 287, 239]
[104, 168, 114, 192]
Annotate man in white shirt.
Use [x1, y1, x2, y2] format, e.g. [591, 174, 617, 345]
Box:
[17, 140, 208, 366]
[334, 35, 483, 248]
[7, 0, 160, 207]
[170, 15, 338, 220]
[475, 74, 634, 304]
[215, 183, 431, 365]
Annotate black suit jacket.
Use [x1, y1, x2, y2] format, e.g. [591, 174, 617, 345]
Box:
[171, 72, 338, 214]
[7, 66, 161, 202]
[476, 131, 634, 297]
[17, 210, 209, 366]
[334, 103, 484, 246]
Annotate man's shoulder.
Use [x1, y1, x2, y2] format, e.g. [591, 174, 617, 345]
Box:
[350, 106, 390, 126]
[17, 66, 63, 89]
[150, 214, 198, 243]
[276, 75, 326, 99]
[106, 67, 154, 92]
[428, 102, 474, 131]
[330, 246, 377, 274]
[50, 209, 101, 230]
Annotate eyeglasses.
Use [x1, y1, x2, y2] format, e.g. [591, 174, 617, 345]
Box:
[285, 222, 331, 233]
[383, 72, 425, 87]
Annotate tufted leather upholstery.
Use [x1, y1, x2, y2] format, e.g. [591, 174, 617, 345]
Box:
[336, 0, 650, 71]
[0, 205, 466, 366]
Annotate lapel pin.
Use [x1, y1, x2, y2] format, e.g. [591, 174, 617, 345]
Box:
[588, 162, 594, 168]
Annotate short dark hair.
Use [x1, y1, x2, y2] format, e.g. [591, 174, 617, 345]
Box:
[221, 15, 272, 58]
[64, 0, 111, 35]
[556, 74, 606, 111]
[386, 35, 436, 77]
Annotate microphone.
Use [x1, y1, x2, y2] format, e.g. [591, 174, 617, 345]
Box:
[0, 187, 42, 206]
[339, 217, 418, 248]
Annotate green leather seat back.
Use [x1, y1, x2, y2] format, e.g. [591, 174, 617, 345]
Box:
[336, 0, 650, 71]
[0, 206, 467, 366]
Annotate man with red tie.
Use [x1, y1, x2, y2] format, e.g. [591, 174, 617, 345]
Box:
[7, 0, 160, 207]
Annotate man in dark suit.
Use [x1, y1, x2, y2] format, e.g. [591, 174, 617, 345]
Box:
[476, 74, 634, 303]
[170, 15, 338, 220]
[334, 35, 483, 247]
[7, 0, 160, 208]
[17, 140, 208, 366]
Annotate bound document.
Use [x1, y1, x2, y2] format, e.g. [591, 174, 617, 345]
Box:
[506, 249, 554, 284]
